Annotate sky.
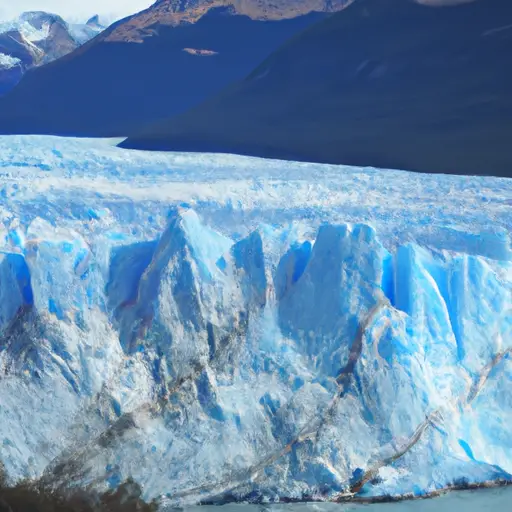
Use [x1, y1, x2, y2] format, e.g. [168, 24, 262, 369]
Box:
[0, 0, 155, 24]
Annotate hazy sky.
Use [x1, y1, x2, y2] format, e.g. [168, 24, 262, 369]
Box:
[0, 0, 155, 23]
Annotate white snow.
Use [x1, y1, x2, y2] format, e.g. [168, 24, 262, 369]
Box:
[0, 19, 49, 42]
[68, 23, 104, 44]
[0, 53, 21, 69]
[0, 14, 103, 64]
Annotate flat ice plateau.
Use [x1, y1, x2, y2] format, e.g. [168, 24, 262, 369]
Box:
[0, 135, 511, 506]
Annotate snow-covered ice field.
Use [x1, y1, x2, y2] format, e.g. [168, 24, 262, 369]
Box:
[0, 135, 511, 505]
[0, 136, 510, 253]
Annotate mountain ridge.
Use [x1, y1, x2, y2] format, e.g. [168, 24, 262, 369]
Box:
[0, 1, 351, 136]
[100, 0, 352, 43]
[122, 0, 512, 177]
[0, 11, 104, 95]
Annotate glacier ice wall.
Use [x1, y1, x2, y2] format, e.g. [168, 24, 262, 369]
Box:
[0, 136, 511, 505]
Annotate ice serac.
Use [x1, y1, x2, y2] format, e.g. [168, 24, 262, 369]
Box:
[0, 142, 511, 505]
[112, 208, 237, 378]
[278, 223, 386, 377]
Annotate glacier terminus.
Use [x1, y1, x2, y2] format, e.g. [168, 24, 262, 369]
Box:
[0, 135, 511, 506]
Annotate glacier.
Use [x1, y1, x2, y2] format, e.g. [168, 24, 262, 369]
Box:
[0, 53, 21, 70]
[0, 135, 511, 506]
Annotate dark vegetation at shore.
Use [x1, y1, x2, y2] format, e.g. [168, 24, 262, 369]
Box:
[0, 471, 157, 512]
[1, 472, 511, 510]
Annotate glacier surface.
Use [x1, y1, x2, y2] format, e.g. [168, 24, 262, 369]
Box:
[0, 53, 21, 70]
[0, 135, 511, 506]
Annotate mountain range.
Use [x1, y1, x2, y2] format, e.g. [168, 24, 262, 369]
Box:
[0, 0, 511, 506]
[0, 0, 351, 136]
[0, 0, 510, 177]
[0, 12, 104, 96]
[123, 0, 512, 177]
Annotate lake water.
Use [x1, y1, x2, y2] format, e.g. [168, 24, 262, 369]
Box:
[179, 487, 512, 512]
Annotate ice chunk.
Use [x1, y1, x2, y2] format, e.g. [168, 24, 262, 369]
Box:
[106, 240, 158, 315]
[274, 240, 312, 301]
[115, 208, 236, 381]
[0, 252, 32, 333]
[25, 218, 94, 320]
[278, 223, 386, 376]
[449, 255, 512, 373]
[231, 230, 268, 310]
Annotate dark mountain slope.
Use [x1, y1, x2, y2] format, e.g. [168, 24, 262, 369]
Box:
[123, 0, 512, 177]
[0, 1, 350, 137]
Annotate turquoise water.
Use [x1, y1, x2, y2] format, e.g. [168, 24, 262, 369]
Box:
[181, 487, 512, 512]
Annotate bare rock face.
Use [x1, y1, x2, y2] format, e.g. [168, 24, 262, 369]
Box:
[21, 12, 79, 64]
[104, 0, 352, 42]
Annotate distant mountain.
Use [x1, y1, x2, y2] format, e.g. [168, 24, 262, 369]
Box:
[123, 0, 512, 177]
[0, 12, 104, 95]
[102, 0, 352, 42]
[0, 0, 351, 136]
[86, 15, 103, 29]
[69, 15, 106, 44]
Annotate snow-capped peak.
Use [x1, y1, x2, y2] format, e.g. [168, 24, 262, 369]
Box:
[0, 11, 107, 95]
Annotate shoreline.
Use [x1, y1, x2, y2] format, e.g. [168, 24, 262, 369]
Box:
[344, 479, 512, 505]
[197, 479, 512, 508]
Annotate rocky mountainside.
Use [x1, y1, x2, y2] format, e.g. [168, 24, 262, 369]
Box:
[103, 0, 352, 42]
[0, 12, 104, 96]
[0, 1, 350, 136]
[123, 0, 512, 177]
